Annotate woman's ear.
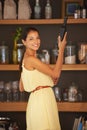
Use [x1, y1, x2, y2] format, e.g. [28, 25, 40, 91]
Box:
[22, 39, 25, 45]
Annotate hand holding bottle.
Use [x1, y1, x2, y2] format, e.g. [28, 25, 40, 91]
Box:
[57, 32, 67, 54]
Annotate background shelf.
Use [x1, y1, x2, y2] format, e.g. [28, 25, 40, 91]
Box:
[0, 102, 87, 112]
[0, 19, 87, 25]
[0, 64, 87, 71]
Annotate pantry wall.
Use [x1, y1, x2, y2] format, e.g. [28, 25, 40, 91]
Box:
[0, 0, 87, 130]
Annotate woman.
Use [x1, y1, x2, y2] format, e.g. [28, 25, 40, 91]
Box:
[19, 27, 67, 130]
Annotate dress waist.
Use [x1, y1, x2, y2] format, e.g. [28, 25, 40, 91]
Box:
[32, 86, 50, 93]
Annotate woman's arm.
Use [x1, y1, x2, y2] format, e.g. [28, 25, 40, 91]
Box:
[19, 77, 24, 92]
[24, 33, 67, 81]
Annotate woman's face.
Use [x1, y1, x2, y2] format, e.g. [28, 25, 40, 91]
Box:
[22, 30, 40, 51]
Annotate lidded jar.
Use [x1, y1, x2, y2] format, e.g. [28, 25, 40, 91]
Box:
[68, 82, 78, 102]
[64, 41, 76, 64]
[78, 42, 87, 64]
[0, 41, 9, 64]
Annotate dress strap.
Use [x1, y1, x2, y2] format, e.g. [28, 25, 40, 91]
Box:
[22, 60, 24, 67]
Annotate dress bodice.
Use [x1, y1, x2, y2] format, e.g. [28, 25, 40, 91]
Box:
[21, 65, 54, 92]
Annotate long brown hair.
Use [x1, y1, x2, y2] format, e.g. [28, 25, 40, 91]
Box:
[19, 27, 40, 72]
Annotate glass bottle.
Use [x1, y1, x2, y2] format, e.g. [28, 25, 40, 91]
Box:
[45, 0, 52, 19]
[0, 1, 2, 19]
[54, 86, 61, 101]
[51, 44, 58, 64]
[42, 49, 50, 64]
[68, 82, 78, 102]
[12, 40, 18, 64]
[0, 81, 4, 102]
[34, 0, 41, 19]
[81, 6, 86, 18]
[12, 81, 19, 101]
[4, 82, 12, 102]
[17, 43, 24, 63]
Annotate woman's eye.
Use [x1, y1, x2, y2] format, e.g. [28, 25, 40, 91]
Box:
[29, 38, 33, 40]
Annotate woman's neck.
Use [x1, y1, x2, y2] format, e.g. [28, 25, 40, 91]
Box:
[25, 49, 36, 57]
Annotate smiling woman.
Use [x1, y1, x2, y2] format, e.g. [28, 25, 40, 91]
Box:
[19, 27, 67, 130]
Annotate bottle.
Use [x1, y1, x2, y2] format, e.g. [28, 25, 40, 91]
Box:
[0, 81, 4, 102]
[4, 82, 12, 102]
[12, 40, 18, 64]
[34, 0, 41, 19]
[17, 43, 24, 63]
[81, 7, 86, 18]
[54, 86, 61, 101]
[0, 1, 2, 19]
[59, 17, 68, 41]
[45, 0, 52, 19]
[68, 82, 78, 102]
[12, 81, 19, 101]
[9, 123, 13, 130]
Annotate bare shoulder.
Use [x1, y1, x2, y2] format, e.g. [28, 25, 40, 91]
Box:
[23, 56, 41, 70]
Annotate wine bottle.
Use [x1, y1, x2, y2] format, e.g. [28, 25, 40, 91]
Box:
[45, 0, 52, 19]
[34, 0, 41, 19]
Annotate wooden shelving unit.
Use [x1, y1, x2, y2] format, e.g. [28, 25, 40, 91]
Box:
[0, 64, 87, 71]
[0, 64, 19, 71]
[0, 102, 87, 112]
[0, 18, 87, 117]
[0, 18, 87, 25]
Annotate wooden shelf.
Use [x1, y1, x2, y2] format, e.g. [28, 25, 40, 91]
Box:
[62, 64, 87, 71]
[57, 102, 87, 112]
[0, 64, 87, 71]
[0, 19, 87, 25]
[0, 64, 19, 71]
[0, 102, 87, 112]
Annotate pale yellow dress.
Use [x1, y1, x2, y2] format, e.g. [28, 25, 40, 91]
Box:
[21, 64, 61, 130]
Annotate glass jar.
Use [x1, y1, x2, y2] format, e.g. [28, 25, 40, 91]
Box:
[53, 86, 61, 101]
[42, 49, 50, 64]
[17, 43, 24, 63]
[64, 42, 76, 64]
[78, 43, 87, 64]
[63, 88, 68, 101]
[0, 43, 9, 64]
[12, 81, 19, 101]
[0, 81, 4, 102]
[51, 48, 58, 64]
[4, 82, 12, 102]
[68, 82, 78, 102]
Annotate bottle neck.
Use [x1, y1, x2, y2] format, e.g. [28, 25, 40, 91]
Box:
[47, 0, 50, 6]
[36, 0, 39, 6]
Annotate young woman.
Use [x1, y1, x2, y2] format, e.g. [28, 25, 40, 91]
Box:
[19, 27, 67, 130]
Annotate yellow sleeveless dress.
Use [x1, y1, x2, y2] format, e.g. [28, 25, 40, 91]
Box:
[21, 64, 61, 130]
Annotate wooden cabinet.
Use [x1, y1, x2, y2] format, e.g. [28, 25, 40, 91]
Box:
[0, 18, 87, 110]
[0, 18, 87, 130]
